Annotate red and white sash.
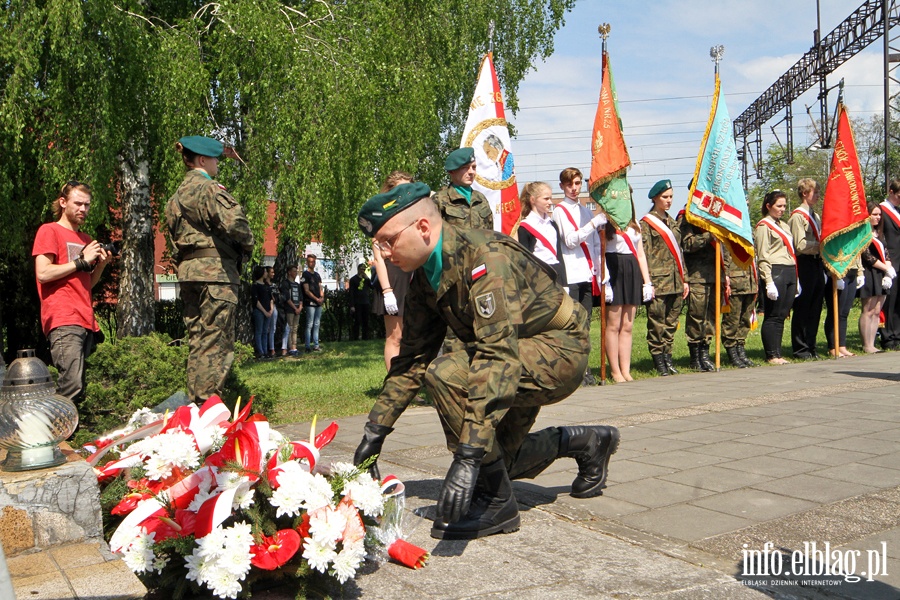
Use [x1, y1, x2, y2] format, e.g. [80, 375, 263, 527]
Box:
[758, 217, 798, 277]
[790, 206, 821, 242]
[640, 213, 685, 281]
[616, 229, 638, 255]
[519, 221, 557, 258]
[872, 236, 887, 264]
[880, 201, 900, 230]
[558, 202, 601, 295]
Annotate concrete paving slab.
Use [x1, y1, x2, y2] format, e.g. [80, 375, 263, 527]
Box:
[658, 465, 772, 493]
[717, 455, 821, 478]
[618, 503, 756, 542]
[751, 473, 876, 504]
[604, 477, 716, 508]
[688, 488, 817, 521]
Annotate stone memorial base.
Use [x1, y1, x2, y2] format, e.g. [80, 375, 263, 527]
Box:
[0, 444, 146, 599]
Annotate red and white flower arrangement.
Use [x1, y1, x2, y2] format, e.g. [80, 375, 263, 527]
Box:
[86, 396, 428, 599]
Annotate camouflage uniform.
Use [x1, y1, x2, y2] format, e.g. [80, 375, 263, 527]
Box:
[432, 186, 494, 230]
[366, 223, 590, 477]
[166, 169, 255, 401]
[641, 209, 684, 355]
[679, 216, 720, 343]
[721, 254, 759, 348]
[432, 185, 494, 353]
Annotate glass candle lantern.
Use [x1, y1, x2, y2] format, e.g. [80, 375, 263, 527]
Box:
[0, 349, 79, 471]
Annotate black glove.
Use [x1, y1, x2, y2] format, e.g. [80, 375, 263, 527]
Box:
[353, 422, 393, 481]
[436, 444, 485, 524]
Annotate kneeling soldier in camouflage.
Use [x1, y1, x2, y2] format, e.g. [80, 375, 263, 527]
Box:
[353, 182, 619, 540]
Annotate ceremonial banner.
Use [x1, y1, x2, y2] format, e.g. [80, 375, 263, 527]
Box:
[588, 52, 634, 230]
[821, 103, 872, 277]
[462, 53, 519, 234]
[686, 76, 754, 267]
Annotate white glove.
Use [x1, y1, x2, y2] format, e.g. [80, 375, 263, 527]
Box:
[823, 271, 829, 285]
[383, 291, 399, 315]
[766, 281, 779, 300]
[642, 283, 655, 303]
[590, 213, 608, 229]
[796, 282, 802, 297]
[886, 266, 897, 279]
[604, 282, 614, 303]
[836, 278, 846, 291]
[857, 274, 866, 290]
[883, 276, 893, 290]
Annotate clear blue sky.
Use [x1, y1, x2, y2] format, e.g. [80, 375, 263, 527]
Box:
[507, 0, 887, 216]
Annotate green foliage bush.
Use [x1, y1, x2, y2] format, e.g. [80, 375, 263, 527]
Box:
[77, 333, 279, 446]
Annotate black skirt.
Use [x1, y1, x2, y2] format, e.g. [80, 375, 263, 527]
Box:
[860, 264, 886, 298]
[607, 252, 642, 306]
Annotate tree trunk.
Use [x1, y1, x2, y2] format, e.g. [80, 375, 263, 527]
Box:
[116, 142, 156, 338]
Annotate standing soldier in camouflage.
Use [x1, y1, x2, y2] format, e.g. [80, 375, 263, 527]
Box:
[722, 253, 759, 368]
[432, 147, 494, 230]
[678, 210, 721, 372]
[166, 136, 255, 401]
[640, 180, 688, 376]
[353, 183, 618, 541]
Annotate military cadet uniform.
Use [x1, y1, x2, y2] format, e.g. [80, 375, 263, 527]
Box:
[353, 183, 618, 541]
[166, 136, 255, 401]
[641, 180, 685, 376]
[722, 252, 759, 367]
[678, 213, 720, 371]
[788, 204, 825, 358]
[431, 147, 494, 231]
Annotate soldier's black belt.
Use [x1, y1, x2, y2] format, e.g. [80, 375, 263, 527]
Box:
[547, 294, 575, 330]
[181, 248, 221, 261]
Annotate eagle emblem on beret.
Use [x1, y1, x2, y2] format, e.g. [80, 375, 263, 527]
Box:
[358, 217, 372, 233]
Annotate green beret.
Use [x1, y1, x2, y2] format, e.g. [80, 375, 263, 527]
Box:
[648, 179, 673, 199]
[444, 147, 475, 171]
[358, 182, 432, 237]
[179, 136, 224, 158]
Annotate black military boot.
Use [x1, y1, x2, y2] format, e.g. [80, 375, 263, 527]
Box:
[689, 343, 703, 370]
[664, 353, 679, 375]
[559, 426, 620, 498]
[651, 353, 669, 376]
[726, 345, 746, 368]
[430, 459, 520, 540]
[737, 344, 757, 367]
[698, 342, 716, 371]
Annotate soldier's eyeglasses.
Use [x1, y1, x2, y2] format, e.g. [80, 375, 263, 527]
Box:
[374, 219, 420, 252]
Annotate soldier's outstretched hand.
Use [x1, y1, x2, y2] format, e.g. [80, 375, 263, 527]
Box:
[436, 444, 484, 523]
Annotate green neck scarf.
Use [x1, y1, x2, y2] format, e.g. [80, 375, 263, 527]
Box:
[453, 185, 472, 205]
[422, 231, 444, 292]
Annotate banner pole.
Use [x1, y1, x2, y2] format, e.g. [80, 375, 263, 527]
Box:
[600, 231, 608, 384]
[714, 239, 721, 370]
[832, 277, 840, 358]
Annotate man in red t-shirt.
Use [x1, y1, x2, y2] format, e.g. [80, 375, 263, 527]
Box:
[32, 181, 111, 405]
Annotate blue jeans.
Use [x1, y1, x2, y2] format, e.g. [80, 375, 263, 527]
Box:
[253, 308, 272, 356]
[305, 305, 322, 349]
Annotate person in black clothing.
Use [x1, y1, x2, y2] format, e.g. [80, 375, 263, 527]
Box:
[251, 265, 273, 359]
[301, 254, 325, 352]
[279, 265, 302, 356]
[879, 179, 900, 349]
[348, 264, 373, 340]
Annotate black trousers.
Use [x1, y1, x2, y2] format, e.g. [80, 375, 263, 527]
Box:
[791, 254, 825, 357]
[882, 274, 900, 348]
[762, 265, 797, 359]
[568, 282, 594, 328]
[824, 270, 857, 350]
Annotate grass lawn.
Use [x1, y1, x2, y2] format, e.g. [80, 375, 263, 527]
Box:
[242, 304, 866, 427]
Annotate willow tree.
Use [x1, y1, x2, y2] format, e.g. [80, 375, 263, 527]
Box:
[1, 0, 574, 353]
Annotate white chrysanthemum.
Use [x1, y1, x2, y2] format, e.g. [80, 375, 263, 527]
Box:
[342, 472, 385, 518]
[208, 570, 243, 599]
[220, 544, 253, 578]
[224, 522, 254, 548]
[125, 429, 201, 481]
[309, 507, 347, 545]
[151, 555, 169, 574]
[215, 470, 244, 490]
[188, 488, 216, 513]
[270, 464, 335, 517]
[184, 550, 206, 583]
[332, 542, 365, 584]
[119, 529, 156, 574]
[330, 461, 358, 478]
[302, 537, 338, 573]
[197, 528, 227, 561]
[260, 429, 284, 458]
[232, 480, 255, 510]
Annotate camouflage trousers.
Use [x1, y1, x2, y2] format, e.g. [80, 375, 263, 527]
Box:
[181, 282, 238, 402]
[685, 282, 716, 343]
[722, 292, 756, 347]
[424, 304, 589, 479]
[646, 293, 683, 354]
